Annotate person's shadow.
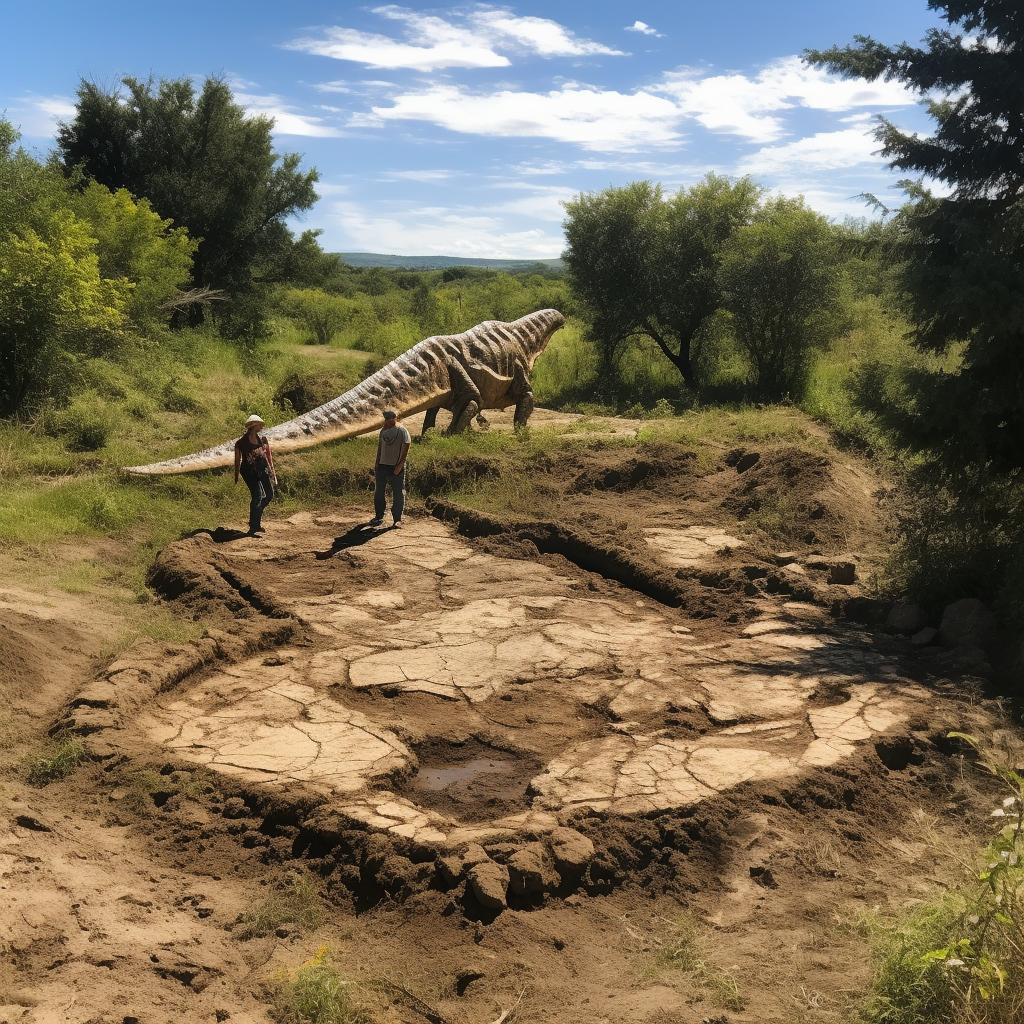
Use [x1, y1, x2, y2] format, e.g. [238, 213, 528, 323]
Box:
[314, 521, 395, 559]
[182, 526, 250, 543]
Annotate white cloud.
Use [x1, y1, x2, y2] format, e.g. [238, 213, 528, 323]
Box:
[367, 83, 684, 151]
[5, 93, 77, 138]
[234, 90, 345, 136]
[625, 21, 662, 37]
[285, 5, 621, 71]
[322, 198, 563, 258]
[736, 127, 881, 176]
[657, 57, 918, 142]
[380, 168, 459, 182]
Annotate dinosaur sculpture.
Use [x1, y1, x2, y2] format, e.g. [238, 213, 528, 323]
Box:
[126, 308, 565, 475]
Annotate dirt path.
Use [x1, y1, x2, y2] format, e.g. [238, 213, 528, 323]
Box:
[2, 434, 1019, 1023]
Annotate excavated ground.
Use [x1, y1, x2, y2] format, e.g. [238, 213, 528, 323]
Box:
[2, 423, 1020, 1024]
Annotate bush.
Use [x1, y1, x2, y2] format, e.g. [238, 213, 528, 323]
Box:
[272, 946, 368, 1024]
[277, 287, 357, 345]
[27, 735, 85, 785]
[47, 395, 116, 451]
[862, 735, 1024, 1024]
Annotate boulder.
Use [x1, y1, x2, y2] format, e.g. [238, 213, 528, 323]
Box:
[467, 860, 509, 910]
[886, 602, 930, 635]
[911, 626, 939, 647]
[939, 598, 994, 649]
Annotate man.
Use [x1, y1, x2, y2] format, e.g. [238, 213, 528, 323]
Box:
[371, 409, 410, 528]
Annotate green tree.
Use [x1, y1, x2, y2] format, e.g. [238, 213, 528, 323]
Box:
[71, 181, 197, 328]
[277, 287, 357, 345]
[807, 2, 1024, 615]
[562, 174, 761, 384]
[56, 75, 319, 302]
[805, 0, 1024, 473]
[718, 197, 845, 399]
[0, 121, 127, 416]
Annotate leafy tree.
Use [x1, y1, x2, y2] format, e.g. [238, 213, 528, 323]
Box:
[71, 181, 197, 328]
[56, 75, 319, 302]
[562, 174, 761, 384]
[277, 288, 357, 345]
[562, 181, 665, 373]
[807, 2, 1024, 616]
[718, 198, 845, 399]
[0, 121, 126, 416]
[806, 0, 1024, 473]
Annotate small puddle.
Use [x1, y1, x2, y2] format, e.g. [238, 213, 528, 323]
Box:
[401, 738, 543, 822]
[417, 756, 517, 791]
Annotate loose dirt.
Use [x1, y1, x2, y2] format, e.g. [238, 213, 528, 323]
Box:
[2, 416, 1019, 1024]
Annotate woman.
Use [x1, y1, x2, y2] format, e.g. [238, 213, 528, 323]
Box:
[234, 414, 276, 535]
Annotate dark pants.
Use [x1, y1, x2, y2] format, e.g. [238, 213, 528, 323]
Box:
[242, 467, 273, 531]
[374, 463, 406, 522]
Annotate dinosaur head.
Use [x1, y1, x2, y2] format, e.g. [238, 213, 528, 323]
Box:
[513, 308, 565, 368]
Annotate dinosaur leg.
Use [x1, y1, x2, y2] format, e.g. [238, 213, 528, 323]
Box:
[421, 407, 440, 435]
[446, 361, 482, 434]
[512, 360, 535, 429]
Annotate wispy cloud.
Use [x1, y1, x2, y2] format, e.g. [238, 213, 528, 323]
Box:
[234, 89, 346, 136]
[5, 93, 77, 138]
[323, 198, 564, 257]
[379, 168, 459, 182]
[285, 5, 623, 71]
[625, 21, 663, 37]
[737, 127, 881, 176]
[364, 83, 684, 151]
[320, 53, 918, 153]
[657, 58, 918, 143]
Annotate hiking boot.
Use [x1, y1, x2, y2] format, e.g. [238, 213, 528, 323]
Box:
[393, 518, 403, 529]
[368, 517, 384, 527]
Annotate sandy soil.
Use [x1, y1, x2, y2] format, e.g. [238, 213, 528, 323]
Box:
[1, 420, 1019, 1024]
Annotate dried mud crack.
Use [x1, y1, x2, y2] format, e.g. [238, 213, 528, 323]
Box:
[60, 511, 1004, 916]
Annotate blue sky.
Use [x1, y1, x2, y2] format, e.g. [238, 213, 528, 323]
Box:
[1, 1, 944, 258]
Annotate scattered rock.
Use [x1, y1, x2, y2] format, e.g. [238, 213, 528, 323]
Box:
[507, 843, 558, 895]
[887, 602, 930, 635]
[467, 860, 510, 910]
[911, 626, 939, 647]
[437, 853, 464, 886]
[461, 843, 490, 868]
[939, 598, 994, 649]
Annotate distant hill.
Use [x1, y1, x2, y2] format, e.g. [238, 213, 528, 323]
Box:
[338, 252, 563, 272]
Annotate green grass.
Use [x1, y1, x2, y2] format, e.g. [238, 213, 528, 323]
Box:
[237, 871, 326, 940]
[273, 947, 369, 1024]
[27, 734, 85, 785]
[640, 914, 747, 1013]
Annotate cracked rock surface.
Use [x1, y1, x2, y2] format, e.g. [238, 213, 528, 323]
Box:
[127, 516, 936, 846]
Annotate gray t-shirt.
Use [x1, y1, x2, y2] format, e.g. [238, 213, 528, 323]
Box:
[377, 424, 410, 466]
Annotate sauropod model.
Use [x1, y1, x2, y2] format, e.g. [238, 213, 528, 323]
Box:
[125, 308, 565, 475]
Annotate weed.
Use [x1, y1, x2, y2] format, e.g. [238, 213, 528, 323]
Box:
[632, 914, 747, 1013]
[236, 871, 326, 940]
[861, 734, 1024, 1024]
[272, 946, 369, 1024]
[27, 734, 85, 785]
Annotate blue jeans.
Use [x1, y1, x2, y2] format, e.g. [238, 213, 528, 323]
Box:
[242, 467, 274, 531]
[374, 463, 406, 521]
